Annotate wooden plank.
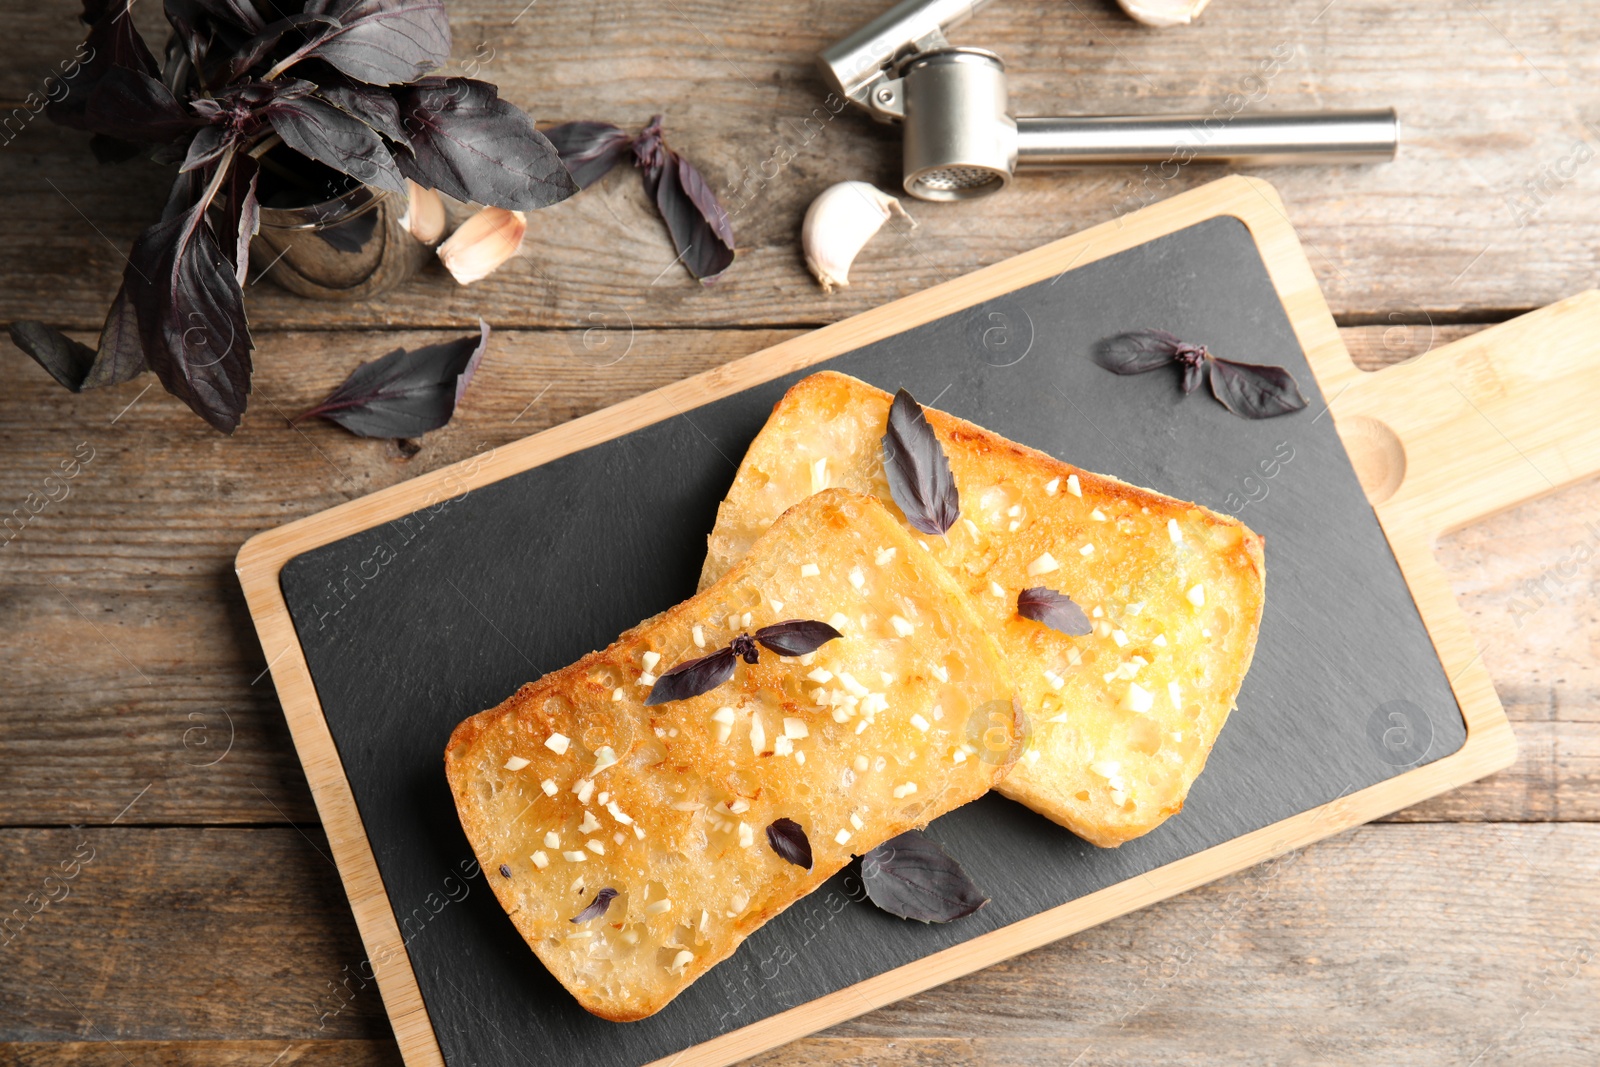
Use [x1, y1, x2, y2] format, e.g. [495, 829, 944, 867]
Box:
[2, 323, 1596, 827]
[0, 1041, 403, 1067]
[0, 829, 392, 1042]
[1, 824, 1595, 1062]
[2, 1, 1599, 328]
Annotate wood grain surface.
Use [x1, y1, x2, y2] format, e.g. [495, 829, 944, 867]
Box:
[3, 0, 1597, 1062]
[4, 1, 1600, 330]
[1, 826, 1595, 1064]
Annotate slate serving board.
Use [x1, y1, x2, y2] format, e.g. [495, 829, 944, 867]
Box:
[276, 213, 1465, 1067]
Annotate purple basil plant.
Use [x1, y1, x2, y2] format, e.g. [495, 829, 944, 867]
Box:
[9, 0, 578, 433]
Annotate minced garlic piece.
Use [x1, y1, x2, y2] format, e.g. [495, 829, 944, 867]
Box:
[1028, 552, 1060, 576]
[811, 457, 829, 493]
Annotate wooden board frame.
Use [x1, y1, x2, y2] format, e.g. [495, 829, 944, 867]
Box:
[237, 176, 1523, 1067]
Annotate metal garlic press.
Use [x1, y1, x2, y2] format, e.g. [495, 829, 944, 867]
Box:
[818, 0, 1399, 201]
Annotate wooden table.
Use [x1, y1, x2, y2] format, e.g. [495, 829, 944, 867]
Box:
[3, 1, 1597, 1063]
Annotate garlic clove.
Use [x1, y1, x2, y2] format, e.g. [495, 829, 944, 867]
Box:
[801, 181, 914, 293]
[437, 206, 526, 285]
[403, 180, 447, 245]
[1118, 0, 1213, 27]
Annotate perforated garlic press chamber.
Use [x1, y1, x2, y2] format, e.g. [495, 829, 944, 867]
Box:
[819, 0, 1400, 202]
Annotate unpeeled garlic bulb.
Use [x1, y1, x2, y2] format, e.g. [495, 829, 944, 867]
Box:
[801, 181, 914, 293]
[402, 180, 447, 245]
[437, 206, 526, 285]
[1118, 0, 1212, 27]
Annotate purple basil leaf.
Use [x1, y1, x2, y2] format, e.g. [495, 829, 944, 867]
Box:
[1208, 356, 1309, 419]
[227, 13, 337, 80]
[267, 87, 407, 195]
[673, 151, 734, 251]
[166, 0, 265, 37]
[81, 66, 195, 143]
[1093, 329, 1185, 375]
[392, 78, 577, 211]
[753, 620, 842, 657]
[654, 151, 735, 282]
[152, 133, 203, 167]
[645, 645, 737, 706]
[159, 2, 207, 85]
[298, 319, 490, 438]
[8, 323, 97, 391]
[11, 283, 146, 393]
[543, 121, 634, 188]
[570, 887, 618, 924]
[50, 3, 161, 131]
[181, 124, 233, 172]
[881, 388, 960, 535]
[1181, 356, 1207, 395]
[313, 77, 410, 148]
[765, 818, 813, 871]
[860, 830, 988, 923]
[631, 115, 734, 282]
[124, 167, 254, 434]
[300, 0, 451, 85]
[225, 154, 259, 285]
[1016, 587, 1092, 637]
[175, 3, 273, 88]
[83, 285, 148, 388]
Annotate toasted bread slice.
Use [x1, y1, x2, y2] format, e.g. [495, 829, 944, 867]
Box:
[699, 372, 1265, 848]
[445, 489, 1018, 1021]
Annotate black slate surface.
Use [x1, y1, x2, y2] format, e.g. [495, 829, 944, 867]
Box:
[278, 215, 1465, 1067]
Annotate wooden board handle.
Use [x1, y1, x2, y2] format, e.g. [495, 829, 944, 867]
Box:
[1333, 290, 1600, 540]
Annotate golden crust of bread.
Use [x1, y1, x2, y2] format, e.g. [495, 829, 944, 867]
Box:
[699, 371, 1266, 848]
[445, 489, 1018, 1021]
